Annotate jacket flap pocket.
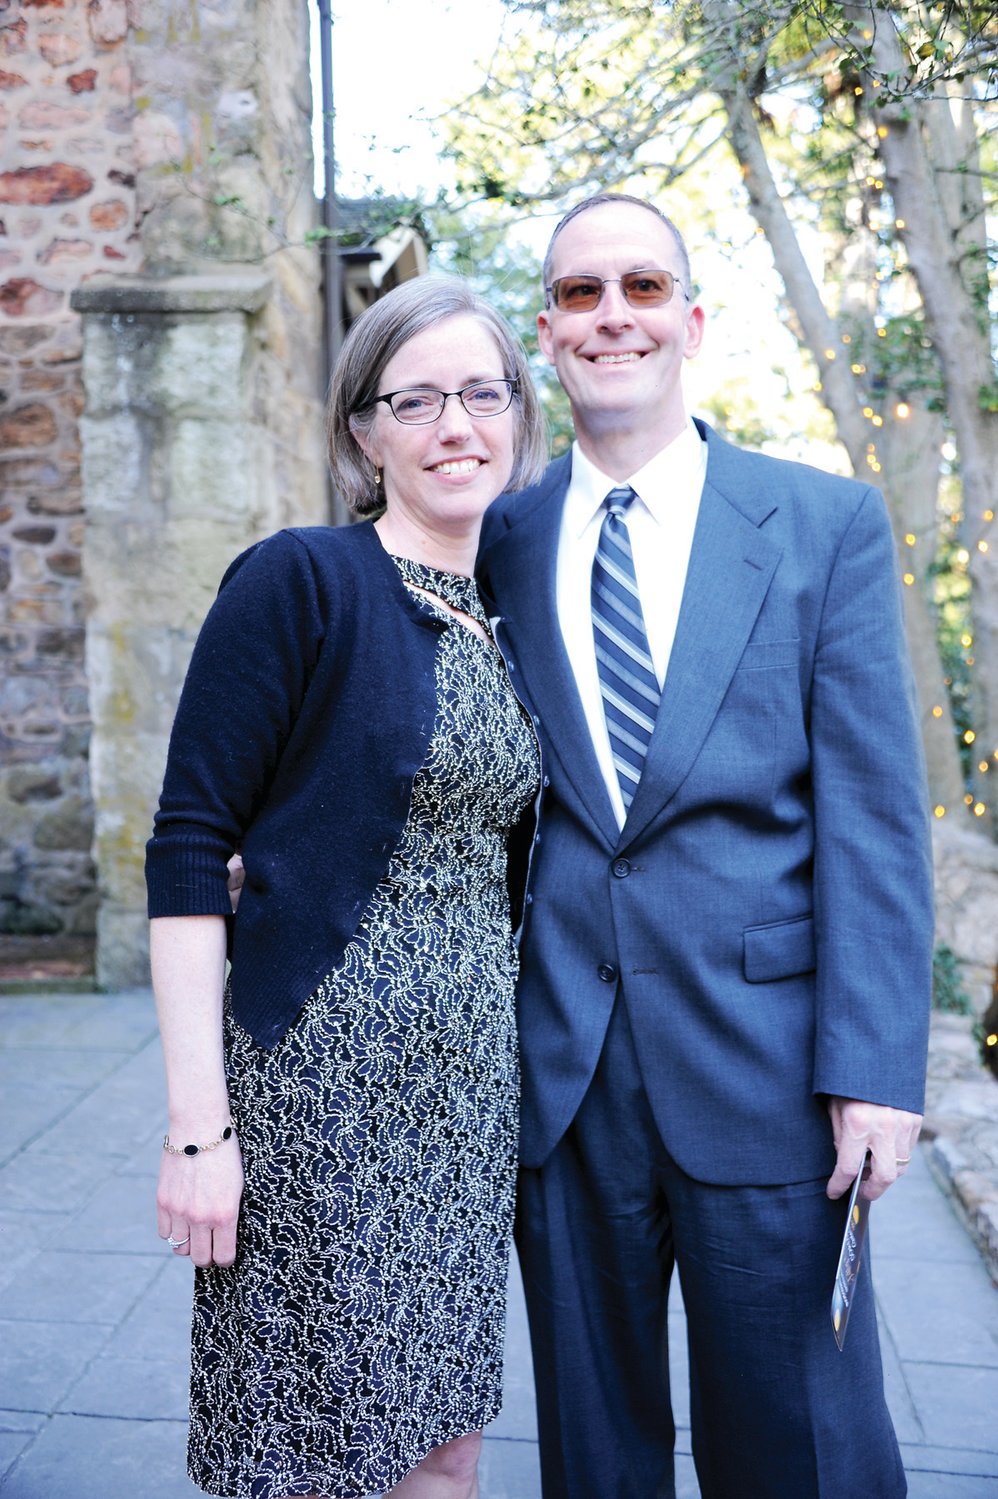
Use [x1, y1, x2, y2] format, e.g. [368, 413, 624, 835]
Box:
[743, 913, 815, 983]
[737, 637, 800, 671]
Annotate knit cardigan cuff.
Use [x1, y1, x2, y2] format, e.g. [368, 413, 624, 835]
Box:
[146, 836, 233, 919]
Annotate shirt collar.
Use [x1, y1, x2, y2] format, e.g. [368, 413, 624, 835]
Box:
[565, 418, 706, 537]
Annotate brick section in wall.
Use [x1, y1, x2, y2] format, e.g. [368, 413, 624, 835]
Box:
[0, 0, 141, 977]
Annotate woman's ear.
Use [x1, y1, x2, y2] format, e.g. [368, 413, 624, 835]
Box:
[349, 415, 380, 467]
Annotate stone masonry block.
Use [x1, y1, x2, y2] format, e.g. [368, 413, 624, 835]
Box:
[168, 417, 262, 524]
[148, 313, 251, 413]
[86, 624, 191, 737]
[91, 738, 166, 909]
[78, 411, 145, 512]
[96, 903, 152, 989]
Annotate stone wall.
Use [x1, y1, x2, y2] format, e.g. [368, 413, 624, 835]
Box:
[2, 0, 327, 983]
[1, 0, 141, 973]
[75, 271, 326, 987]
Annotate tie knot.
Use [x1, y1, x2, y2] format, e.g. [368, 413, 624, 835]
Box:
[604, 485, 637, 519]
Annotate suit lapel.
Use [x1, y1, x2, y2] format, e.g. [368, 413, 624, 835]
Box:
[622, 455, 783, 845]
[483, 464, 619, 848]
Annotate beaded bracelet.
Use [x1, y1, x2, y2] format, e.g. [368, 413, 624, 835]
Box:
[163, 1122, 235, 1157]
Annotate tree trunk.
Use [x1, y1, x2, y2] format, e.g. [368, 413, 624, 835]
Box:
[846, 2, 998, 826]
[699, 11, 967, 808]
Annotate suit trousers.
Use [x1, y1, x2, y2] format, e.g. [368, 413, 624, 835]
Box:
[515, 995, 906, 1499]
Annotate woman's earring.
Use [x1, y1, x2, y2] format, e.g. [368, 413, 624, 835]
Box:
[374, 467, 383, 488]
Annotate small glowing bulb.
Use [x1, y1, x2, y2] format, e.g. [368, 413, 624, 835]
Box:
[965, 730, 977, 744]
[931, 705, 943, 718]
[979, 540, 990, 553]
[961, 633, 973, 647]
[985, 510, 995, 522]
[902, 572, 914, 585]
[979, 761, 990, 774]
[896, 402, 910, 419]
[933, 805, 946, 818]
[974, 802, 986, 817]
[872, 414, 883, 427]
[896, 218, 906, 229]
[987, 1033, 998, 1047]
[877, 125, 888, 138]
[956, 549, 970, 564]
[965, 794, 975, 806]
[863, 407, 874, 418]
[824, 349, 836, 361]
[877, 328, 887, 338]
[905, 534, 916, 546]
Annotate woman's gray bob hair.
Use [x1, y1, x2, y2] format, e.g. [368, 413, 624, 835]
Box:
[327, 274, 548, 516]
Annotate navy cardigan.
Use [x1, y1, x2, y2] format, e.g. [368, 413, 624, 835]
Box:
[146, 522, 452, 1049]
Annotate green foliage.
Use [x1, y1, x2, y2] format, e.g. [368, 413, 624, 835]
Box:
[932, 943, 998, 1071]
[932, 942, 974, 1014]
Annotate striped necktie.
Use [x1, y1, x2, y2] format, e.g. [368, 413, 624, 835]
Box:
[591, 485, 661, 811]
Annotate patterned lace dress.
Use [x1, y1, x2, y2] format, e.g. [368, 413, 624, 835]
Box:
[187, 556, 539, 1499]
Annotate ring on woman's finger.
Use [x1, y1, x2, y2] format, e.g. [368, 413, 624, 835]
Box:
[167, 1234, 191, 1249]
[895, 1156, 911, 1165]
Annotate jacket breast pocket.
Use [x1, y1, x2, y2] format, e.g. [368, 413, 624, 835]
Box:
[736, 637, 801, 672]
[743, 913, 816, 983]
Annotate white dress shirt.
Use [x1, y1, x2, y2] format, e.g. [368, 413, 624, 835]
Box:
[555, 419, 708, 829]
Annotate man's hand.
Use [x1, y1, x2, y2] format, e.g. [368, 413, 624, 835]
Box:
[826, 1096, 922, 1202]
[226, 853, 245, 913]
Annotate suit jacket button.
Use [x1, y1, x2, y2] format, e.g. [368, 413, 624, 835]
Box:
[598, 963, 617, 983]
[612, 858, 631, 878]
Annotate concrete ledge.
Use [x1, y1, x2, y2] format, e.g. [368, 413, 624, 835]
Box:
[922, 1011, 998, 1284]
[71, 271, 272, 316]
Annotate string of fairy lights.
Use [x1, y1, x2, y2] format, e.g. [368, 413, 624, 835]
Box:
[800, 99, 996, 828]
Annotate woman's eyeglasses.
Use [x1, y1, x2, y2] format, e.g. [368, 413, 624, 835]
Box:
[545, 270, 687, 313]
[367, 379, 518, 426]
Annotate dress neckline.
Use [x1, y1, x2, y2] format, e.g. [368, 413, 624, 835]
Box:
[390, 554, 487, 626]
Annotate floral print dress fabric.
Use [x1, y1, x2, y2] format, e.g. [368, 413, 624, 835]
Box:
[187, 557, 539, 1499]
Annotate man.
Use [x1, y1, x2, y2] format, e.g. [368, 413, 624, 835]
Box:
[477, 193, 933, 1499]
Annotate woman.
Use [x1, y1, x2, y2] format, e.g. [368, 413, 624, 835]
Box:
[146, 275, 547, 1499]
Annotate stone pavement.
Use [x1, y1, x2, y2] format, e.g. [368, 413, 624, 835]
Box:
[1, 989, 996, 1498]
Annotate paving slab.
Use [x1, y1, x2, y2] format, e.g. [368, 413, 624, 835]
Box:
[0, 1414, 197, 1499]
[0, 1248, 163, 1326]
[2, 989, 997, 1499]
[0, 1320, 110, 1414]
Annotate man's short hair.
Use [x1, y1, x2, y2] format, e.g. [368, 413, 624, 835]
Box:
[542, 193, 693, 304]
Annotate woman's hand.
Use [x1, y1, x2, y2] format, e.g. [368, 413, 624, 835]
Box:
[157, 1135, 245, 1267]
[150, 914, 240, 1267]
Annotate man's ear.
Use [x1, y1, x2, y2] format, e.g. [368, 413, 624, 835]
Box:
[537, 310, 557, 367]
[683, 302, 706, 360]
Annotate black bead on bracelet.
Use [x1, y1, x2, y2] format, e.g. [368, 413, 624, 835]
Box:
[163, 1123, 235, 1157]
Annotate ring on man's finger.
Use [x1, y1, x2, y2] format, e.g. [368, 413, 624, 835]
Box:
[166, 1234, 191, 1249]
